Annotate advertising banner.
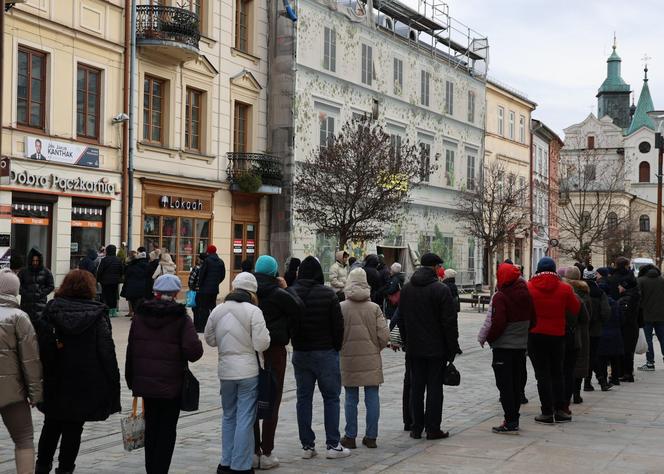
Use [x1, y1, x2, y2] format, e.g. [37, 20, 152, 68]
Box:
[26, 137, 99, 168]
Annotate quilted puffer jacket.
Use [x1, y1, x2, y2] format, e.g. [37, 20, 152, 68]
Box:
[0, 294, 43, 408]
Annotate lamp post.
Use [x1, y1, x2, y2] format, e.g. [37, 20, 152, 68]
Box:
[647, 111, 664, 268]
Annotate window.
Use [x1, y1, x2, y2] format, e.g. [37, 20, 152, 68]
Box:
[445, 81, 454, 114]
[233, 102, 250, 153]
[144, 215, 210, 273]
[233, 222, 258, 273]
[519, 115, 526, 143]
[185, 87, 202, 152]
[441, 236, 454, 265]
[584, 164, 596, 181]
[319, 113, 335, 151]
[640, 215, 650, 232]
[323, 27, 336, 72]
[519, 175, 526, 202]
[587, 135, 595, 149]
[468, 238, 475, 270]
[581, 211, 591, 229]
[17, 46, 46, 129]
[143, 76, 164, 144]
[419, 142, 431, 182]
[187, 0, 201, 16]
[235, 0, 251, 53]
[467, 90, 475, 123]
[508, 111, 515, 140]
[361, 44, 373, 86]
[607, 212, 618, 230]
[76, 64, 100, 140]
[466, 153, 476, 190]
[421, 71, 430, 106]
[389, 134, 402, 163]
[445, 149, 455, 186]
[639, 161, 650, 183]
[393, 58, 403, 95]
[497, 106, 504, 135]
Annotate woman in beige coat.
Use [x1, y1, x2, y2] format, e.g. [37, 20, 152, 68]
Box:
[0, 268, 43, 473]
[339, 268, 389, 449]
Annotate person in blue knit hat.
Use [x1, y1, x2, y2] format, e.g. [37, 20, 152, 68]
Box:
[252, 255, 304, 469]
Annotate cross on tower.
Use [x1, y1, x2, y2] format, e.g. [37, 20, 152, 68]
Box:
[642, 53, 652, 80]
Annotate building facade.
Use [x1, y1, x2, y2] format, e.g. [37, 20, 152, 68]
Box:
[267, 0, 488, 284]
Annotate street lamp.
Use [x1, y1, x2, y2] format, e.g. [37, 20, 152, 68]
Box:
[647, 111, 664, 268]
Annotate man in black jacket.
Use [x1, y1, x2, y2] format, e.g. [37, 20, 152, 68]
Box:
[363, 254, 383, 306]
[399, 252, 459, 440]
[196, 245, 226, 332]
[96, 244, 124, 317]
[287, 256, 349, 460]
[253, 255, 304, 468]
[19, 247, 55, 323]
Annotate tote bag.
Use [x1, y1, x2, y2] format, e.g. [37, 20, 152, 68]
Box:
[635, 328, 648, 355]
[121, 397, 145, 452]
[255, 352, 277, 420]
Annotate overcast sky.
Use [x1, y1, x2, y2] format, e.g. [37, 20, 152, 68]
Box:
[442, 0, 663, 137]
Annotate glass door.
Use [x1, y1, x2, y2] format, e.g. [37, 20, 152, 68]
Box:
[232, 221, 257, 275]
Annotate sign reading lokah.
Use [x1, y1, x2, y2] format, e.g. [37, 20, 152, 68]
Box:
[26, 137, 99, 168]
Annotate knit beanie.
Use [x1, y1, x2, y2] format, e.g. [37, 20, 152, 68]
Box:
[232, 272, 258, 293]
[583, 267, 597, 280]
[566, 266, 581, 281]
[0, 268, 20, 296]
[390, 262, 402, 274]
[255, 255, 279, 277]
[596, 267, 611, 278]
[443, 268, 457, 280]
[207, 245, 217, 254]
[536, 256, 556, 274]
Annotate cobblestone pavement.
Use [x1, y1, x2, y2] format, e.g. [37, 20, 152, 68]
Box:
[2, 306, 664, 473]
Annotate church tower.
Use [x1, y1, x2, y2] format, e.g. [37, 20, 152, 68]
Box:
[597, 37, 631, 129]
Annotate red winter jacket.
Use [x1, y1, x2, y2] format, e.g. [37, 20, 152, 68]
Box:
[527, 272, 581, 337]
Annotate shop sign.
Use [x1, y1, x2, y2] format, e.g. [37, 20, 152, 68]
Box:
[26, 137, 99, 168]
[247, 239, 255, 254]
[10, 170, 116, 195]
[71, 220, 104, 228]
[0, 156, 9, 184]
[159, 195, 204, 211]
[233, 239, 242, 254]
[11, 217, 49, 226]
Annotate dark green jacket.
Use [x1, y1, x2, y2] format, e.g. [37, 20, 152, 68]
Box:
[639, 267, 664, 323]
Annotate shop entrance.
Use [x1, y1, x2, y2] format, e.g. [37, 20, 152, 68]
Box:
[11, 201, 52, 269]
[231, 194, 261, 277]
[70, 204, 106, 269]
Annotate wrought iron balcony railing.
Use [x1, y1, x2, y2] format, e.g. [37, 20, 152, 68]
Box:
[135, 5, 200, 51]
[227, 152, 283, 189]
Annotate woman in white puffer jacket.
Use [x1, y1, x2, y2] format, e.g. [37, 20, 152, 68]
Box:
[205, 272, 270, 473]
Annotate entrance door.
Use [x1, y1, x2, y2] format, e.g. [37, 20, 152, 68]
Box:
[11, 201, 52, 268]
[232, 221, 257, 275]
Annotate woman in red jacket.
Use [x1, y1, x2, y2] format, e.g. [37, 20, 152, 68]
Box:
[527, 257, 580, 424]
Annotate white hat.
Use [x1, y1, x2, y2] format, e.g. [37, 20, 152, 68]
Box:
[0, 268, 20, 296]
[232, 272, 258, 293]
[153, 274, 182, 293]
[442, 268, 457, 280]
[390, 262, 402, 274]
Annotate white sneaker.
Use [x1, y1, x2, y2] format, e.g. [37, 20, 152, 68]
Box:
[252, 454, 260, 469]
[259, 454, 279, 470]
[326, 443, 351, 459]
[302, 446, 317, 459]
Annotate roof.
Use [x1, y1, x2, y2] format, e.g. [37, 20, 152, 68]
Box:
[487, 79, 538, 108]
[597, 45, 630, 95]
[532, 118, 564, 146]
[626, 70, 655, 135]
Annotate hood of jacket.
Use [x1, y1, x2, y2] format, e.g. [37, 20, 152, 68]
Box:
[255, 272, 280, 298]
[105, 245, 117, 257]
[26, 247, 44, 270]
[644, 266, 661, 278]
[364, 255, 379, 269]
[585, 278, 603, 298]
[128, 256, 148, 266]
[344, 268, 371, 302]
[335, 251, 347, 265]
[287, 257, 301, 273]
[46, 297, 107, 335]
[85, 249, 97, 260]
[410, 266, 439, 287]
[497, 263, 521, 289]
[530, 272, 562, 293]
[566, 278, 589, 294]
[160, 252, 174, 265]
[136, 299, 187, 329]
[0, 293, 19, 308]
[298, 256, 324, 284]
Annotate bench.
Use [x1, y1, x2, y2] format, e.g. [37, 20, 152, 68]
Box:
[459, 294, 491, 312]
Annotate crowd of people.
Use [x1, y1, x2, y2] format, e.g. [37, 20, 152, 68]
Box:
[0, 246, 662, 474]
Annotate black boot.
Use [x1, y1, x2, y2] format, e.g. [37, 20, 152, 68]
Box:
[35, 463, 52, 474]
[573, 391, 583, 404]
[55, 467, 75, 474]
[583, 377, 595, 392]
[598, 377, 613, 391]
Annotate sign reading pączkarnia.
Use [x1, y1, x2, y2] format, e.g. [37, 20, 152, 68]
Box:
[26, 137, 99, 168]
[10, 170, 116, 195]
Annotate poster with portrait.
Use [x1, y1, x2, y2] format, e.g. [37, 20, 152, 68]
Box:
[25, 137, 99, 168]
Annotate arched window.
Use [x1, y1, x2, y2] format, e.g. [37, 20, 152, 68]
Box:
[639, 161, 650, 183]
[640, 215, 650, 232]
[607, 212, 618, 230]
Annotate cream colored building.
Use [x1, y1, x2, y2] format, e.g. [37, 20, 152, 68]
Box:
[484, 80, 536, 277]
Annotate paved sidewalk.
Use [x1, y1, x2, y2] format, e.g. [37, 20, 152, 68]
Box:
[1, 308, 663, 473]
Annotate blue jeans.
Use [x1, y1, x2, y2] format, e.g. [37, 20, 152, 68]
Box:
[220, 376, 258, 471]
[644, 322, 664, 365]
[292, 350, 341, 448]
[344, 386, 379, 439]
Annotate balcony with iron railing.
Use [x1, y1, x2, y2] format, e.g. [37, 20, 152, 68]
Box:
[135, 5, 200, 63]
[226, 152, 283, 194]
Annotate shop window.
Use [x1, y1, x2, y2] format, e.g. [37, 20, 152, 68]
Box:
[70, 205, 105, 269]
[76, 64, 101, 141]
[232, 222, 257, 274]
[143, 215, 209, 272]
[144, 75, 164, 144]
[11, 202, 52, 268]
[17, 46, 46, 130]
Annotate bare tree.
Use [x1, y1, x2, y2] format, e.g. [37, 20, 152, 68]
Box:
[294, 118, 431, 248]
[604, 201, 656, 263]
[456, 160, 530, 290]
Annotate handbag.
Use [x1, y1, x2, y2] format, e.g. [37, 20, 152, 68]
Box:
[256, 352, 278, 420]
[180, 363, 200, 411]
[121, 397, 145, 452]
[443, 362, 461, 386]
[185, 290, 197, 308]
[635, 328, 648, 355]
[387, 290, 400, 306]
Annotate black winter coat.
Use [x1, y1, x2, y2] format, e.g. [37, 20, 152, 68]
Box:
[198, 253, 226, 295]
[585, 279, 611, 338]
[145, 259, 160, 299]
[443, 278, 461, 313]
[19, 247, 55, 323]
[256, 273, 304, 347]
[288, 279, 344, 352]
[619, 286, 640, 329]
[363, 256, 383, 306]
[399, 267, 459, 360]
[126, 299, 203, 399]
[79, 249, 98, 275]
[606, 268, 636, 300]
[123, 257, 149, 300]
[38, 297, 121, 421]
[96, 256, 124, 286]
[384, 273, 405, 319]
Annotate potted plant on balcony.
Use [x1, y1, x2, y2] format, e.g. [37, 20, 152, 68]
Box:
[235, 170, 263, 193]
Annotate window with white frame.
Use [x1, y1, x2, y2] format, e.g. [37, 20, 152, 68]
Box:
[445, 81, 454, 114]
[393, 58, 403, 96]
[508, 111, 515, 140]
[519, 115, 526, 143]
[421, 71, 430, 107]
[466, 152, 476, 190]
[361, 44, 373, 86]
[317, 108, 336, 152]
[519, 175, 526, 202]
[445, 147, 455, 186]
[498, 106, 504, 135]
[323, 27, 336, 72]
[389, 133, 403, 163]
[468, 238, 475, 271]
[419, 142, 431, 182]
[467, 90, 475, 123]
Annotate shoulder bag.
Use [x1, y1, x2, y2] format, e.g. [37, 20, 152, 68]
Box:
[180, 318, 200, 412]
[256, 351, 277, 420]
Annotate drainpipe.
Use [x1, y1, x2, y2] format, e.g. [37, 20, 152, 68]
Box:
[127, 0, 137, 250]
[530, 121, 543, 277]
[122, 0, 131, 246]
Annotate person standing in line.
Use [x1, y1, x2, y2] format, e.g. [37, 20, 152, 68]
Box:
[383, 262, 405, 321]
[152, 251, 177, 279]
[287, 256, 350, 460]
[0, 268, 43, 474]
[562, 267, 590, 408]
[637, 263, 664, 372]
[582, 266, 611, 391]
[126, 274, 203, 474]
[197, 245, 226, 333]
[284, 257, 301, 287]
[205, 272, 270, 474]
[96, 244, 124, 318]
[18, 247, 55, 324]
[145, 249, 161, 300]
[527, 257, 580, 424]
[329, 251, 349, 301]
[617, 277, 639, 383]
[252, 255, 304, 470]
[122, 249, 150, 319]
[606, 256, 635, 300]
[486, 263, 535, 434]
[595, 272, 624, 390]
[399, 253, 459, 440]
[9, 253, 24, 274]
[35, 269, 121, 474]
[363, 255, 383, 307]
[377, 255, 391, 287]
[78, 249, 98, 275]
[339, 268, 389, 449]
[442, 269, 461, 314]
[189, 252, 206, 331]
[117, 242, 128, 264]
